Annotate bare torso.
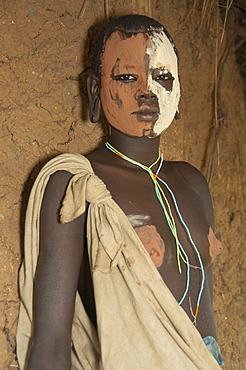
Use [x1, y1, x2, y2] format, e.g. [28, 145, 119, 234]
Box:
[78, 145, 219, 338]
[28, 140, 221, 369]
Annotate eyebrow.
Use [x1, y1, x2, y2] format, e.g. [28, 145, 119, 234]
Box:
[151, 67, 171, 73]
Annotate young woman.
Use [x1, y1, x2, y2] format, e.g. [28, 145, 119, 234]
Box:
[17, 15, 223, 369]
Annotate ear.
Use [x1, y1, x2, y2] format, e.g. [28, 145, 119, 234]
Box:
[87, 74, 101, 123]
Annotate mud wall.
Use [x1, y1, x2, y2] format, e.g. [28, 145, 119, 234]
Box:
[0, 1, 245, 368]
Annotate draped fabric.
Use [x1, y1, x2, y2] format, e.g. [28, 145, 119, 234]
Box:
[17, 153, 220, 369]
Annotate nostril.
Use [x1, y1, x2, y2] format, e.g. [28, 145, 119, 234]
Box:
[138, 92, 157, 100]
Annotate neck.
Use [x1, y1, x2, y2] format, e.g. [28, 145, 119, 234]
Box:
[108, 127, 161, 166]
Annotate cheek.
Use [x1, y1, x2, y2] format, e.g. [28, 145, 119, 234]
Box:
[109, 81, 123, 109]
[147, 76, 180, 135]
[107, 81, 141, 111]
[100, 81, 133, 129]
[100, 78, 120, 117]
[100, 75, 153, 136]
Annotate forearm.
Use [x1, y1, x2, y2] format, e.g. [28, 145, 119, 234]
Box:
[27, 339, 71, 370]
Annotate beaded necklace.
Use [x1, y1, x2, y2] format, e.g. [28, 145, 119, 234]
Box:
[105, 141, 205, 322]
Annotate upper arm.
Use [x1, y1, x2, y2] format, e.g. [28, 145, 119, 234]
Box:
[28, 170, 86, 369]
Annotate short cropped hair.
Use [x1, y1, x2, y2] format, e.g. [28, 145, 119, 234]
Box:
[92, 14, 178, 78]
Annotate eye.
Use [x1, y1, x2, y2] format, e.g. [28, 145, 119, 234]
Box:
[155, 74, 173, 81]
[152, 70, 174, 91]
[112, 74, 138, 83]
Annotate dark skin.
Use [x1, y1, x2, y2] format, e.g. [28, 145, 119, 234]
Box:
[28, 33, 217, 370]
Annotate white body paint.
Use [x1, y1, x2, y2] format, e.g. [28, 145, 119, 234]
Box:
[127, 214, 151, 227]
[147, 32, 180, 136]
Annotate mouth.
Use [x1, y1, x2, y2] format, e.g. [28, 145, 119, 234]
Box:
[131, 109, 159, 122]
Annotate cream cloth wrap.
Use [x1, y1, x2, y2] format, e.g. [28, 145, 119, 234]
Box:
[17, 153, 220, 370]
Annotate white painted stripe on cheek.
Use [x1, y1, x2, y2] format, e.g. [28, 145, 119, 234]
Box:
[147, 32, 180, 135]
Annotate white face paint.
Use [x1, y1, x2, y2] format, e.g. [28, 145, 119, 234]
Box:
[146, 32, 180, 136]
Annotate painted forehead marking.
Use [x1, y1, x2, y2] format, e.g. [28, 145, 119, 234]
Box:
[147, 31, 178, 71]
[101, 32, 152, 81]
[103, 32, 149, 55]
[101, 31, 176, 74]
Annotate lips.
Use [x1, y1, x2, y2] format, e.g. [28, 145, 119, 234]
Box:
[131, 109, 159, 122]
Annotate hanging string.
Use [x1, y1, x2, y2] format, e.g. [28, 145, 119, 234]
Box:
[105, 141, 205, 317]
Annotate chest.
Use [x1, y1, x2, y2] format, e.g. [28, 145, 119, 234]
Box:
[94, 165, 211, 270]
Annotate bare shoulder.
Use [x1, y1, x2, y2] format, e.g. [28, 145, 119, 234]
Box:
[166, 161, 214, 227]
[45, 170, 74, 197]
[40, 170, 73, 222]
[41, 169, 86, 234]
[170, 161, 208, 191]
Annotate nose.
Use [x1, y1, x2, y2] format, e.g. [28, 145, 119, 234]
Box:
[137, 91, 158, 106]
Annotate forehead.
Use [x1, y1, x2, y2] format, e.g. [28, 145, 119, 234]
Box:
[101, 30, 177, 73]
[101, 31, 150, 72]
[147, 32, 177, 71]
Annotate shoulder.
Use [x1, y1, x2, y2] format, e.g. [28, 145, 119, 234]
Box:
[41, 167, 88, 230]
[40, 152, 94, 195]
[41, 171, 74, 223]
[171, 161, 208, 191]
[166, 161, 214, 227]
[48, 169, 73, 191]
[40, 153, 93, 182]
[165, 160, 208, 190]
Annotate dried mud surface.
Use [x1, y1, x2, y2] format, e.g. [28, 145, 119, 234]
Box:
[0, 1, 245, 369]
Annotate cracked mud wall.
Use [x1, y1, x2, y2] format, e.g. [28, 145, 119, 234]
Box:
[0, 1, 245, 369]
